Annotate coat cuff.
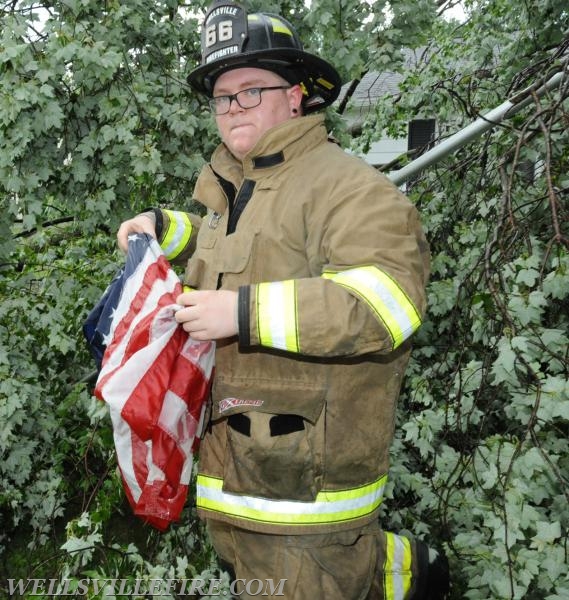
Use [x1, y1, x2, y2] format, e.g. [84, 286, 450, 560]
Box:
[138, 207, 162, 238]
[237, 285, 252, 348]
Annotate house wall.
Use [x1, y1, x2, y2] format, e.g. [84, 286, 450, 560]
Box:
[353, 137, 408, 167]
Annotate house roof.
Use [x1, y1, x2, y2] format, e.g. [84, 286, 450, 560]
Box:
[338, 47, 430, 109]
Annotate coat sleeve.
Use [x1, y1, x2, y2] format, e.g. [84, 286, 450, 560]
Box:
[237, 171, 431, 357]
[152, 208, 202, 268]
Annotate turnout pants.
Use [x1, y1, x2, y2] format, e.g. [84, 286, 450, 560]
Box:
[207, 519, 431, 600]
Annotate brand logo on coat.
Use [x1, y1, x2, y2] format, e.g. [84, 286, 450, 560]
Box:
[219, 397, 264, 413]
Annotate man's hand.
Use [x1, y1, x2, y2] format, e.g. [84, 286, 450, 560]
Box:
[175, 290, 238, 341]
[117, 214, 157, 253]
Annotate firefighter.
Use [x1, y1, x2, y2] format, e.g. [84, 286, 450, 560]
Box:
[118, 1, 448, 598]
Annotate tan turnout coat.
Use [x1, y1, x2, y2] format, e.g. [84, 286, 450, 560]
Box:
[158, 114, 430, 535]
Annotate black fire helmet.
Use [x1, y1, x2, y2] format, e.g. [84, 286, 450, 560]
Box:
[187, 1, 342, 114]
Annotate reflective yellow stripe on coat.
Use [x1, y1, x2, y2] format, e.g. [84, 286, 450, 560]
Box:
[196, 474, 387, 526]
[384, 532, 413, 600]
[322, 266, 421, 349]
[256, 280, 299, 352]
[161, 209, 192, 260]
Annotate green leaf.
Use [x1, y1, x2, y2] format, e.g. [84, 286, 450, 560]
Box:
[531, 522, 561, 551]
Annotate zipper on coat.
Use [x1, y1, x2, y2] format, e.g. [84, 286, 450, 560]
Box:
[212, 174, 256, 289]
[226, 179, 256, 235]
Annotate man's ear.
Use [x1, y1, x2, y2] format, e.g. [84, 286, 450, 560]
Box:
[289, 84, 304, 116]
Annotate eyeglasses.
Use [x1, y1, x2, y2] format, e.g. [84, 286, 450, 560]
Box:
[209, 86, 291, 115]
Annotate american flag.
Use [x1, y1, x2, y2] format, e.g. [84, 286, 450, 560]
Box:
[83, 233, 214, 530]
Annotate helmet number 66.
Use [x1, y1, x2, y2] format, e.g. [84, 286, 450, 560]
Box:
[205, 20, 233, 47]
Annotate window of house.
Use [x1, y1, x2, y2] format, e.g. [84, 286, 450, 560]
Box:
[408, 119, 436, 154]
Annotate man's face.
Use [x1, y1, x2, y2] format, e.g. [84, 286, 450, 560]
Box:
[213, 67, 300, 160]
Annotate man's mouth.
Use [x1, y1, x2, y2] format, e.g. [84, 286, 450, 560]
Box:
[230, 122, 251, 131]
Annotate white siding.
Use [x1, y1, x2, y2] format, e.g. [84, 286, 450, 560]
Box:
[349, 137, 408, 167]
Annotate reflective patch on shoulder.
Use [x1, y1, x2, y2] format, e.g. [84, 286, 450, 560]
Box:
[219, 397, 264, 414]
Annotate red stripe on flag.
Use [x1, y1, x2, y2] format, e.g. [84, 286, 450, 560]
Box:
[120, 323, 188, 440]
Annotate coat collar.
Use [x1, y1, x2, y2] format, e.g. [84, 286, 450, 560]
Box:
[193, 114, 328, 214]
[216, 113, 327, 179]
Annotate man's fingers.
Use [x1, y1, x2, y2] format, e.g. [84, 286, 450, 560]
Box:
[182, 324, 209, 340]
[174, 290, 238, 340]
[116, 215, 157, 253]
[176, 292, 193, 306]
[175, 305, 197, 324]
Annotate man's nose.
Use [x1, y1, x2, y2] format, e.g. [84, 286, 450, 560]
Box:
[228, 96, 243, 113]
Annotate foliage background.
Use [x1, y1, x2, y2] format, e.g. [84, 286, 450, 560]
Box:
[0, 0, 567, 598]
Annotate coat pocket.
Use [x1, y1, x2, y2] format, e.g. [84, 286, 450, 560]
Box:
[218, 383, 326, 501]
[187, 222, 260, 290]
